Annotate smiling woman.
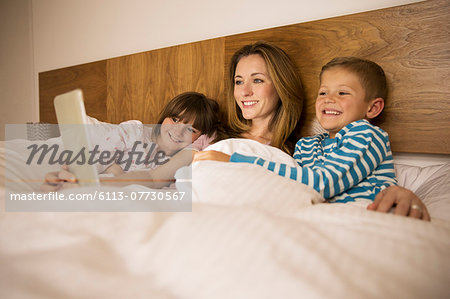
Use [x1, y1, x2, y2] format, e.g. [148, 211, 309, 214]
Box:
[233, 54, 280, 143]
[194, 45, 431, 221]
[226, 42, 305, 154]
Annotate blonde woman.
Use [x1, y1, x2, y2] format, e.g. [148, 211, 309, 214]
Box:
[195, 42, 430, 221]
[224, 41, 304, 154]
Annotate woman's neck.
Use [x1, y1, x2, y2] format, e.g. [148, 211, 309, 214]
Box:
[243, 120, 273, 145]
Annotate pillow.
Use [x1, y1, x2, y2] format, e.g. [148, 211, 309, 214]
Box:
[183, 139, 323, 214]
[414, 162, 450, 221]
[394, 163, 446, 193]
[393, 162, 450, 221]
[2, 138, 63, 193]
[203, 139, 450, 220]
[185, 160, 324, 215]
[205, 138, 297, 167]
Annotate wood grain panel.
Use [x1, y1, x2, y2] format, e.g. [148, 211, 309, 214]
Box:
[39, 0, 449, 154]
[106, 38, 225, 124]
[39, 60, 107, 123]
[224, 0, 450, 153]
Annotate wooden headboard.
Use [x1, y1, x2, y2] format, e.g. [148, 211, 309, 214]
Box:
[39, 0, 450, 154]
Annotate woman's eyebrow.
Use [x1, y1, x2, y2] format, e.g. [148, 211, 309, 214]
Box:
[251, 72, 266, 76]
[235, 72, 267, 78]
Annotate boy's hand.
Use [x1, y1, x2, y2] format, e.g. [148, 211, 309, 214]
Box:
[193, 150, 231, 163]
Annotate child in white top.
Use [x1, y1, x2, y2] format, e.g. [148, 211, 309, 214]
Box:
[43, 92, 220, 190]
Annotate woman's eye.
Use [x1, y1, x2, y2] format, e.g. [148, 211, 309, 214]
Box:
[171, 117, 180, 123]
[254, 78, 263, 83]
[234, 80, 243, 85]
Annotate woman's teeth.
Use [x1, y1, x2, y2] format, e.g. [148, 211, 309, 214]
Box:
[243, 101, 258, 106]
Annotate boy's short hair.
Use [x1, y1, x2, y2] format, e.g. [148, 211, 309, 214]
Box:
[320, 57, 387, 101]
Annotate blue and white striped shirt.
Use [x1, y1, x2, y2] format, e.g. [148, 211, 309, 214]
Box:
[230, 120, 397, 202]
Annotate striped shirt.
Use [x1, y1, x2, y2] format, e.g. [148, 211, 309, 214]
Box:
[230, 119, 397, 203]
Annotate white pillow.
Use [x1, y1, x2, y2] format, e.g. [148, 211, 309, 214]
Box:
[414, 163, 450, 221]
[188, 160, 323, 214]
[394, 163, 446, 193]
[205, 138, 297, 167]
[205, 139, 450, 220]
[177, 138, 323, 213]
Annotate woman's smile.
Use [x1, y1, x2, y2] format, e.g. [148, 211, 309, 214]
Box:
[242, 100, 259, 107]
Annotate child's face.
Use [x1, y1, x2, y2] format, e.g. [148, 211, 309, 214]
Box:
[316, 68, 371, 138]
[158, 117, 202, 155]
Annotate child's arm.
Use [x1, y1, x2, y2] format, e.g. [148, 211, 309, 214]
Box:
[230, 122, 396, 199]
[101, 149, 194, 188]
[40, 150, 194, 191]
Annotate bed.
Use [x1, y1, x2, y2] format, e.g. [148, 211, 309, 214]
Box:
[1, 0, 450, 298]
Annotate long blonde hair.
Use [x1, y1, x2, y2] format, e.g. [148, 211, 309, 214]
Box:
[227, 42, 304, 154]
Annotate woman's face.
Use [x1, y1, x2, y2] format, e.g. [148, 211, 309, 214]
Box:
[158, 116, 201, 155]
[233, 54, 280, 123]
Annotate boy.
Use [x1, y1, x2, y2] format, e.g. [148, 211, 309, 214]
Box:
[228, 57, 397, 203]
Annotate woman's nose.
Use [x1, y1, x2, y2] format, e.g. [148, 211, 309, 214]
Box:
[240, 82, 253, 97]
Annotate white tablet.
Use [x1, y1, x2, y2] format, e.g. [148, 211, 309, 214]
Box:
[54, 89, 100, 186]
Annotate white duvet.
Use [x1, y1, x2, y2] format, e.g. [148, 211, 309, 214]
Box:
[1, 138, 450, 299]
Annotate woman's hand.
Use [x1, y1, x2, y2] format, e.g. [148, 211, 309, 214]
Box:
[367, 185, 430, 221]
[40, 165, 79, 192]
[193, 150, 231, 162]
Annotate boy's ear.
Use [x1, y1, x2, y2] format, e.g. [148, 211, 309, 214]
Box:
[366, 98, 384, 119]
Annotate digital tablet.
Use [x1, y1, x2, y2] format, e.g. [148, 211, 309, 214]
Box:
[54, 89, 100, 187]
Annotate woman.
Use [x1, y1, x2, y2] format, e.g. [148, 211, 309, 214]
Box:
[195, 41, 430, 221]
[226, 42, 304, 154]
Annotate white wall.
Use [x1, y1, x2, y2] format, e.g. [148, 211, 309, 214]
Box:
[0, 0, 35, 140]
[32, 0, 422, 72]
[1, 0, 422, 141]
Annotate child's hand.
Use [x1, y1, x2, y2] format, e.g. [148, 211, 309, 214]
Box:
[103, 163, 125, 176]
[193, 150, 231, 162]
[40, 165, 80, 192]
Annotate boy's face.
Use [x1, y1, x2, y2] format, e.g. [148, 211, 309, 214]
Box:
[316, 67, 372, 138]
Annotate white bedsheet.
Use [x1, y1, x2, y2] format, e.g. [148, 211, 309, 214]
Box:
[1, 138, 450, 298]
